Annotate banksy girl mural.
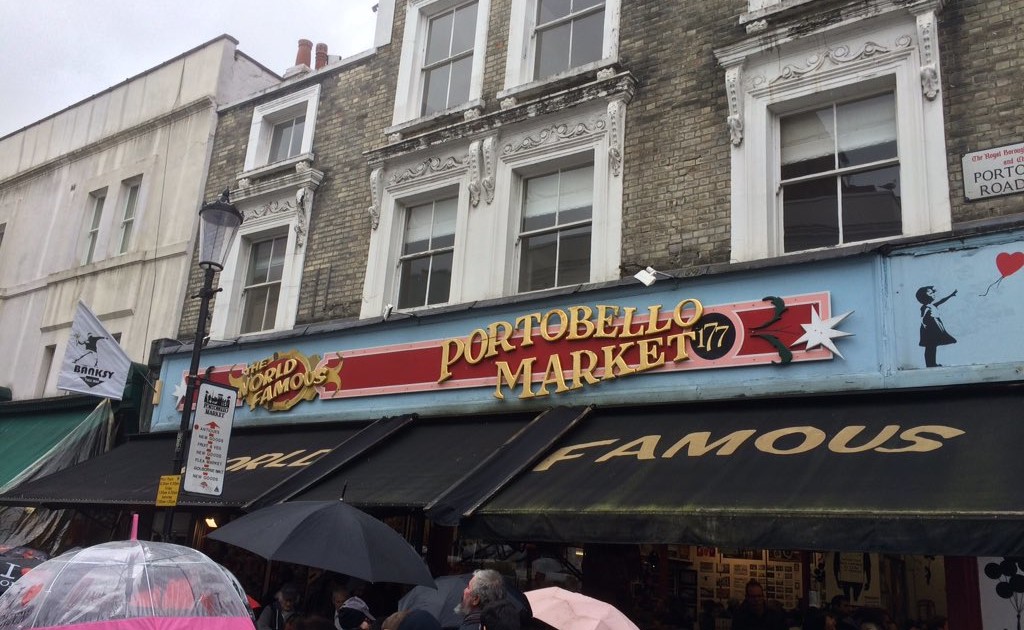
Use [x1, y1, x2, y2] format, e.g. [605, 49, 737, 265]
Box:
[916, 286, 957, 367]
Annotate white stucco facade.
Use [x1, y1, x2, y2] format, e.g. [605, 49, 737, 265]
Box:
[0, 36, 279, 400]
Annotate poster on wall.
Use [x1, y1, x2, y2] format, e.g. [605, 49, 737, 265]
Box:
[890, 237, 1024, 370]
[824, 552, 880, 607]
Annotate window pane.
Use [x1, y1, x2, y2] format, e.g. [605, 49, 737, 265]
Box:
[570, 10, 604, 68]
[519, 232, 558, 292]
[91, 197, 105, 229]
[538, 0, 572, 24]
[523, 172, 560, 232]
[427, 251, 454, 305]
[422, 64, 452, 116]
[558, 224, 592, 285]
[837, 93, 897, 168]
[783, 178, 839, 252]
[535, 22, 571, 80]
[425, 10, 454, 64]
[781, 106, 835, 179]
[573, 0, 604, 9]
[451, 2, 478, 54]
[404, 204, 434, 255]
[841, 165, 902, 243]
[398, 256, 430, 308]
[448, 56, 473, 108]
[269, 121, 293, 163]
[241, 286, 269, 334]
[122, 185, 139, 219]
[247, 240, 273, 284]
[267, 236, 286, 282]
[558, 164, 594, 222]
[432, 198, 458, 248]
[288, 116, 305, 157]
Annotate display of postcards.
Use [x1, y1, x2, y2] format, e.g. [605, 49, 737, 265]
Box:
[718, 564, 731, 574]
[716, 576, 730, 588]
[749, 563, 759, 571]
[700, 586, 714, 598]
[700, 561, 715, 572]
[766, 570, 775, 578]
[721, 549, 760, 560]
[733, 564, 748, 577]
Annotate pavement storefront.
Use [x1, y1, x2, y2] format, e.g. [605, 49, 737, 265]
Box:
[3, 225, 1024, 627]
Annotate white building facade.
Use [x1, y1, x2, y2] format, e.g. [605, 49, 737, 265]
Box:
[0, 36, 279, 400]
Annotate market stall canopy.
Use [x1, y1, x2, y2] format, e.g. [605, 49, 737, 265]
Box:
[289, 412, 542, 509]
[463, 382, 1024, 557]
[0, 396, 109, 489]
[0, 424, 364, 509]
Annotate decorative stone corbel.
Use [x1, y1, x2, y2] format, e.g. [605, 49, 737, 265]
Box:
[294, 186, 314, 250]
[607, 98, 626, 177]
[725, 65, 744, 146]
[468, 136, 497, 206]
[916, 11, 940, 100]
[368, 167, 383, 230]
[500, 97, 518, 111]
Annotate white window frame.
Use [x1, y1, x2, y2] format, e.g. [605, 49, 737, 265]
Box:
[494, 109, 622, 295]
[719, 11, 950, 263]
[82, 189, 107, 265]
[243, 85, 320, 173]
[362, 168, 471, 318]
[392, 0, 490, 127]
[117, 178, 141, 255]
[238, 231, 289, 334]
[209, 193, 309, 339]
[501, 0, 621, 96]
[396, 195, 460, 309]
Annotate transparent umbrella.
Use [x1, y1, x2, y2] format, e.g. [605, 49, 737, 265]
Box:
[0, 539, 253, 630]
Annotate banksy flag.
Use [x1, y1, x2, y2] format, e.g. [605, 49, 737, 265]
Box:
[56, 301, 132, 400]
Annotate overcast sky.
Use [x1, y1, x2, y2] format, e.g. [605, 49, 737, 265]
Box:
[0, 1, 379, 137]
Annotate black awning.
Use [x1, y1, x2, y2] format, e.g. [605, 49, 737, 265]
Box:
[464, 383, 1024, 556]
[425, 406, 591, 526]
[292, 413, 538, 509]
[0, 424, 363, 509]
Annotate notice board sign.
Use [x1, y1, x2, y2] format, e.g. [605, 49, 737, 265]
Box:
[155, 475, 181, 507]
[183, 381, 237, 496]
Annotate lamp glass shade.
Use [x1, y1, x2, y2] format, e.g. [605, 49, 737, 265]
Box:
[198, 197, 243, 270]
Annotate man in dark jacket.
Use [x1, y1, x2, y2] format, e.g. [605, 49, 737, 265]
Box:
[731, 580, 786, 630]
[456, 570, 506, 630]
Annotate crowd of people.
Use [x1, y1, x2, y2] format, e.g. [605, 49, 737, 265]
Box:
[251, 569, 527, 630]
[698, 580, 949, 630]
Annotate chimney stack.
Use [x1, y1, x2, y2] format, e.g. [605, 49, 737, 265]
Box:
[296, 39, 313, 67]
[315, 43, 329, 70]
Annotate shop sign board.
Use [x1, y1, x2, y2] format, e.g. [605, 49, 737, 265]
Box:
[186, 292, 850, 407]
[962, 142, 1024, 200]
[183, 381, 237, 496]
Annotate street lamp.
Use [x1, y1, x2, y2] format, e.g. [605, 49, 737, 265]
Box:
[163, 190, 242, 541]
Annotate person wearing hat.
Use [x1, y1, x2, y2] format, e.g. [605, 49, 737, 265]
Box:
[335, 595, 375, 630]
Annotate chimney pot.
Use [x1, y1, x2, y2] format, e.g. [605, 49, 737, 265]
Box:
[296, 39, 313, 67]
[315, 43, 329, 70]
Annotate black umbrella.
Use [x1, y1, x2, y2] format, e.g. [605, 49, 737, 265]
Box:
[208, 500, 435, 587]
[398, 573, 531, 628]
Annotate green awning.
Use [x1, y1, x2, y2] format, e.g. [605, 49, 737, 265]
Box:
[0, 399, 102, 489]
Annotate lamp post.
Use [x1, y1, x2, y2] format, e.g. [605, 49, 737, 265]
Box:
[163, 190, 242, 542]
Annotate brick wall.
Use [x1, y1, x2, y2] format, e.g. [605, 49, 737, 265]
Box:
[941, 0, 1024, 222]
[180, 0, 1024, 339]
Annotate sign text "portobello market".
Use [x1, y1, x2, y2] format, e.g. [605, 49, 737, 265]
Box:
[440, 299, 705, 400]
